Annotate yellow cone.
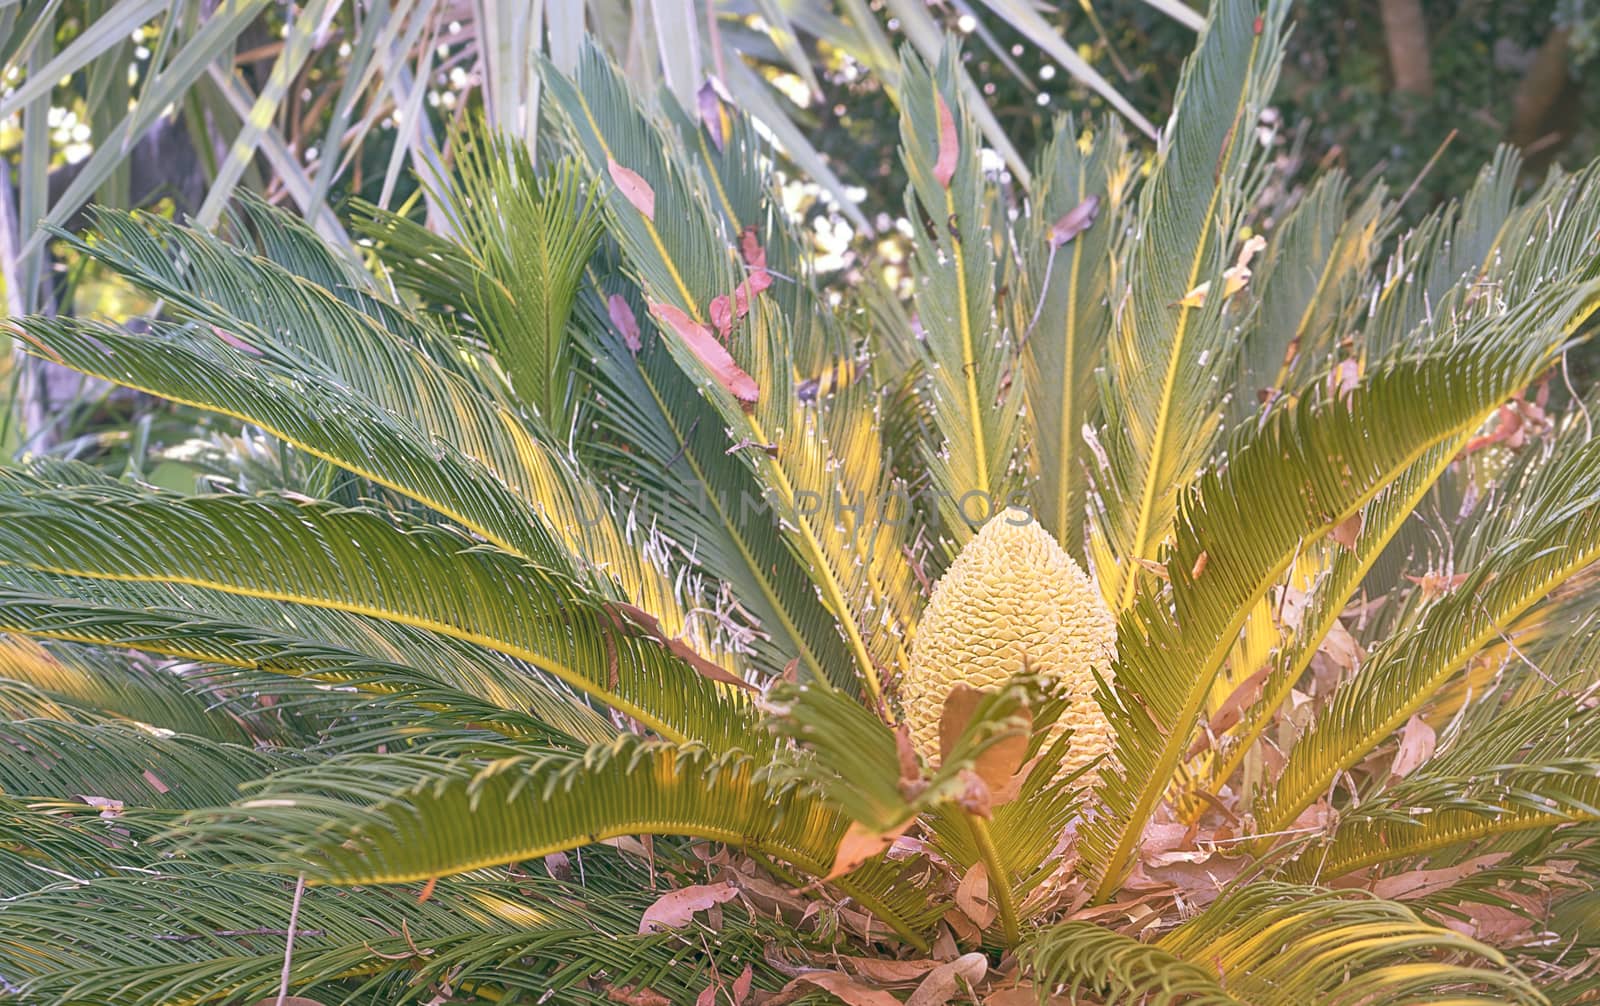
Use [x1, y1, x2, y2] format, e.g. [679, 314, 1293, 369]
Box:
[902, 508, 1117, 785]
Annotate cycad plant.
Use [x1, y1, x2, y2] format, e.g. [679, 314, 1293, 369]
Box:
[3, 0, 1600, 1002]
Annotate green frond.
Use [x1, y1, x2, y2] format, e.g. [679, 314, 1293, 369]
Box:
[31, 209, 708, 653]
[1257, 435, 1600, 836]
[0, 861, 776, 1006]
[897, 43, 1023, 550]
[1094, 0, 1289, 611]
[1020, 114, 1133, 559]
[544, 44, 921, 700]
[422, 124, 604, 426]
[575, 279, 858, 686]
[1232, 170, 1388, 419]
[1084, 285, 1597, 900]
[0, 477, 757, 751]
[0, 573, 617, 749]
[0, 717, 284, 810]
[0, 636, 259, 746]
[1028, 884, 1543, 1005]
[1188, 440, 1460, 812]
[185, 737, 838, 886]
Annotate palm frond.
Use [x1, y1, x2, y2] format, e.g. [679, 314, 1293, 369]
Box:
[544, 43, 921, 700]
[0, 476, 758, 751]
[1020, 114, 1134, 559]
[1094, 0, 1289, 611]
[0, 636, 259, 746]
[185, 737, 836, 885]
[0, 570, 617, 748]
[897, 43, 1023, 550]
[32, 210, 707, 652]
[1084, 284, 1597, 899]
[1029, 884, 1544, 1005]
[422, 126, 604, 427]
[1257, 434, 1600, 836]
[1232, 170, 1389, 420]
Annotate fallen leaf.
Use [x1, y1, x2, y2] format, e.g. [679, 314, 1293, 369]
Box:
[608, 295, 643, 353]
[1329, 358, 1361, 400]
[1370, 854, 1504, 900]
[932, 92, 959, 188]
[827, 818, 915, 880]
[1403, 570, 1469, 599]
[775, 972, 901, 1006]
[141, 769, 170, 794]
[937, 684, 1030, 793]
[839, 959, 942, 984]
[545, 850, 573, 882]
[608, 159, 656, 220]
[1390, 714, 1437, 780]
[905, 953, 987, 1006]
[650, 302, 759, 404]
[605, 985, 672, 1006]
[1329, 513, 1362, 550]
[1048, 194, 1101, 248]
[247, 999, 328, 1006]
[638, 882, 739, 933]
[954, 861, 995, 929]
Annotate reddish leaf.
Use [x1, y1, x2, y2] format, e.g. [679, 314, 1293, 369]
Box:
[247, 999, 328, 1006]
[1048, 194, 1101, 248]
[826, 818, 914, 880]
[932, 92, 959, 188]
[141, 769, 170, 794]
[709, 295, 735, 338]
[608, 158, 656, 220]
[1329, 513, 1362, 550]
[608, 295, 643, 353]
[650, 302, 759, 404]
[638, 882, 739, 933]
[606, 985, 673, 1006]
[938, 685, 1028, 795]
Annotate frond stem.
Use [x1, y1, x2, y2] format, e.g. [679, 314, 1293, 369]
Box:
[968, 814, 1020, 946]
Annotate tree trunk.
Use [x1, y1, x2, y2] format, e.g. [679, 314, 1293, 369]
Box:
[1379, 0, 1434, 98]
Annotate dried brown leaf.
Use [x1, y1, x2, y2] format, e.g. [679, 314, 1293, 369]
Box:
[638, 882, 739, 933]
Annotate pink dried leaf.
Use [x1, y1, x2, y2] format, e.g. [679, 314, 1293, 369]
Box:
[638, 882, 739, 934]
[932, 92, 959, 188]
[651, 302, 760, 404]
[1048, 194, 1101, 248]
[608, 294, 643, 353]
[608, 158, 656, 220]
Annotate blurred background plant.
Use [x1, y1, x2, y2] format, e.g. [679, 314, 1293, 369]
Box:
[4, 0, 1599, 468]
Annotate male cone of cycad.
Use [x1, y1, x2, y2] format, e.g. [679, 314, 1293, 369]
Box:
[902, 508, 1118, 785]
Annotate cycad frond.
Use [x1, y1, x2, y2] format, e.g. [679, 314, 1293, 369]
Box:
[1085, 289, 1595, 898]
[0, 636, 259, 745]
[29, 209, 706, 652]
[1232, 170, 1388, 417]
[1258, 435, 1600, 836]
[1020, 114, 1133, 558]
[898, 44, 1023, 550]
[1094, 0, 1288, 610]
[1029, 884, 1544, 1005]
[545, 43, 920, 700]
[0, 570, 617, 747]
[417, 125, 604, 427]
[0, 477, 756, 750]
